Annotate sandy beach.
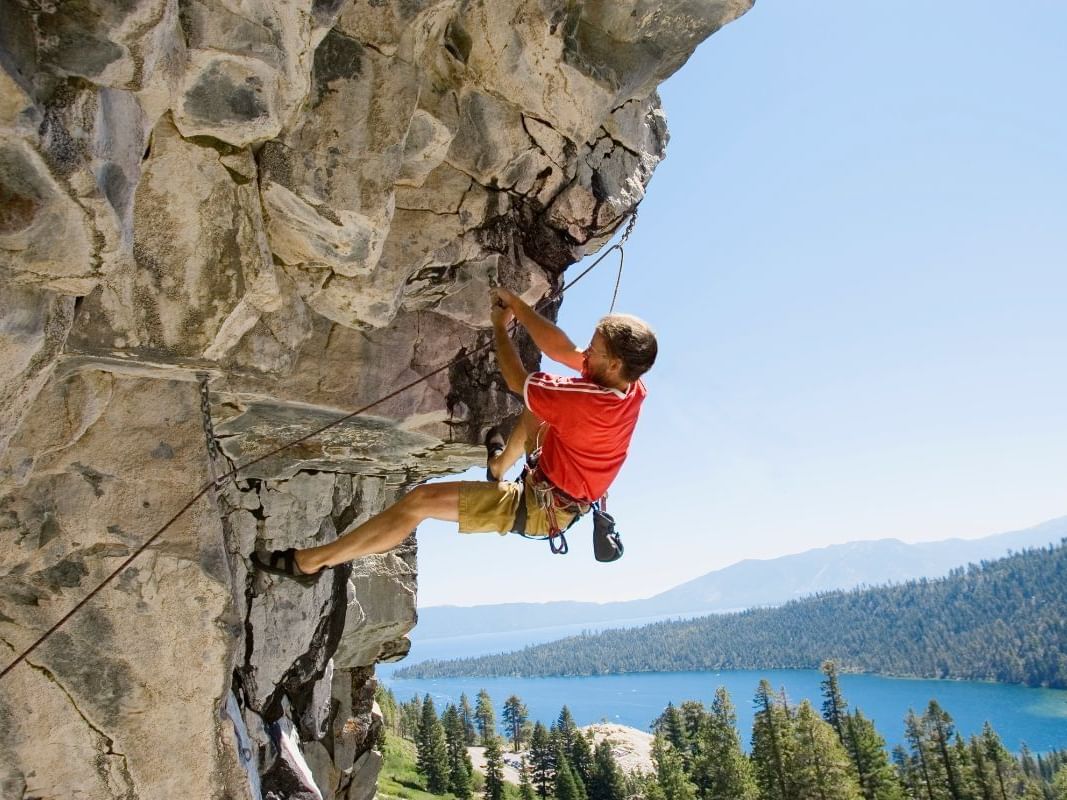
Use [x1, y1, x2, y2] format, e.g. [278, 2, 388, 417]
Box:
[467, 723, 654, 785]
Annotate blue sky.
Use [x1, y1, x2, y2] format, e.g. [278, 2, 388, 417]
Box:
[415, 1, 1067, 606]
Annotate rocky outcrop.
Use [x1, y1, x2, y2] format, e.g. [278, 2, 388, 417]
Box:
[0, 1, 752, 798]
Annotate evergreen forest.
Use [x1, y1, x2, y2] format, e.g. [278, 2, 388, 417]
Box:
[397, 543, 1067, 687]
[375, 686, 639, 800]
[375, 665, 1067, 800]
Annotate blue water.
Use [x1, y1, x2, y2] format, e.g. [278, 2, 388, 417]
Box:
[379, 622, 1067, 753]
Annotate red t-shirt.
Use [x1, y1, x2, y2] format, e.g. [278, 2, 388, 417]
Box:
[523, 371, 647, 502]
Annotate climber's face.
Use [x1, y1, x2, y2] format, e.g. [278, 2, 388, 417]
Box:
[581, 332, 617, 385]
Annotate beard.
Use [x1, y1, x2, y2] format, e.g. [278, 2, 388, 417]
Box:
[581, 360, 602, 384]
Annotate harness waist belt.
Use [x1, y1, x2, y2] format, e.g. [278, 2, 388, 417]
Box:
[529, 467, 592, 511]
[511, 465, 591, 537]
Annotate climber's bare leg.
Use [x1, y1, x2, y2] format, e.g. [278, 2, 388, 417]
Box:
[487, 409, 543, 480]
[295, 482, 460, 573]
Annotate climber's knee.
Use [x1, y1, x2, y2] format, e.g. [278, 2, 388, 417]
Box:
[403, 482, 460, 523]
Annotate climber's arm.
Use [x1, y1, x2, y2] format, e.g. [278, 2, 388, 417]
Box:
[491, 301, 529, 395]
[490, 288, 584, 371]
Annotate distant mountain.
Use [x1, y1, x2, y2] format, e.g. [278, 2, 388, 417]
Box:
[399, 541, 1067, 688]
[415, 516, 1067, 639]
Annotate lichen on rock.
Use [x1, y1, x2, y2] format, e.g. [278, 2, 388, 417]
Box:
[0, 1, 753, 797]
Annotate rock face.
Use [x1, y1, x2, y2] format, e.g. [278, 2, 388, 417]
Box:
[0, 1, 752, 798]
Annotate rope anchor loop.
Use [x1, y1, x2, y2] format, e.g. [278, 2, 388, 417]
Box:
[548, 207, 639, 312]
[608, 208, 637, 313]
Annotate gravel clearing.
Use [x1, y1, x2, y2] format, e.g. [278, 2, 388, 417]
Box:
[468, 724, 654, 785]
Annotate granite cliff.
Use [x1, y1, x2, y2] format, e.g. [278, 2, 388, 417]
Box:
[0, 1, 752, 797]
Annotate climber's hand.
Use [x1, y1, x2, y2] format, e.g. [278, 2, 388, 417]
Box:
[490, 287, 518, 310]
[489, 288, 516, 327]
[490, 299, 514, 328]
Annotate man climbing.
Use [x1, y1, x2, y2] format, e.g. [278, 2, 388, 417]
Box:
[251, 288, 657, 582]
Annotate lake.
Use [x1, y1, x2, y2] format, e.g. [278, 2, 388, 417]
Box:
[378, 618, 1067, 753]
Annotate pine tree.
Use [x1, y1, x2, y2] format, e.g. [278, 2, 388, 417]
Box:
[529, 721, 556, 798]
[893, 744, 924, 800]
[417, 695, 451, 794]
[450, 754, 473, 800]
[951, 733, 979, 800]
[819, 669, 901, 800]
[844, 710, 904, 800]
[519, 757, 537, 800]
[554, 706, 580, 755]
[921, 701, 968, 800]
[654, 703, 690, 759]
[589, 739, 628, 800]
[642, 770, 668, 800]
[415, 694, 430, 757]
[974, 723, 1015, 800]
[443, 704, 474, 799]
[1051, 765, 1067, 800]
[652, 733, 697, 800]
[484, 735, 506, 800]
[968, 735, 995, 800]
[820, 661, 849, 741]
[476, 689, 496, 746]
[442, 703, 463, 745]
[904, 708, 942, 800]
[751, 680, 794, 800]
[556, 752, 587, 800]
[402, 694, 425, 741]
[461, 693, 478, 746]
[570, 729, 594, 788]
[691, 686, 756, 800]
[503, 695, 530, 752]
[680, 700, 708, 761]
[789, 700, 863, 800]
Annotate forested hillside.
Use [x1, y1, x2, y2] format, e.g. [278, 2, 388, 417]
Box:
[416, 517, 1067, 639]
[398, 543, 1067, 687]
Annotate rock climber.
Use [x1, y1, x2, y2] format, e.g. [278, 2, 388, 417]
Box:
[251, 288, 657, 582]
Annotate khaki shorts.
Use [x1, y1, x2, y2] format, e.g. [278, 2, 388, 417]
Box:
[457, 479, 577, 537]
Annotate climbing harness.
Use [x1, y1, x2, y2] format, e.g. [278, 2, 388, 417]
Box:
[511, 456, 624, 562]
[0, 210, 641, 682]
[510, 451, 591, 555]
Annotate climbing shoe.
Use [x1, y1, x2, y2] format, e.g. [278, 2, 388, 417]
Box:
[484, 427, 506, 481]
[250, 548, 321, 586]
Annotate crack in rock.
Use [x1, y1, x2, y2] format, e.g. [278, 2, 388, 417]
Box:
[23, 658, 138, 799]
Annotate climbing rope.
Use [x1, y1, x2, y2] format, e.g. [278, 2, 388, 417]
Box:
[553, 209, 636, 314]
[608, 210, 637, 313]
[0, 211, 640, 682]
